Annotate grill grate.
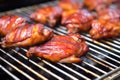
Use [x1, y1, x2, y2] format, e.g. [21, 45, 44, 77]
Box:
[0, 1, 120, 80]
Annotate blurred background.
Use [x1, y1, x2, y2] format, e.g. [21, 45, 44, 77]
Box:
[0, 0, 53, 12]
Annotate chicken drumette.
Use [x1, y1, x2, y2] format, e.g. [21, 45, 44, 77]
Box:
[58, 0, 82, 11]
[27, 34, 89, 63]
[1, 24, 53, 48]
[0, 15, 26, 36]
[30, 6, 62, 27]
[84, 0, 116, 11]
[63, 9, 94, 33]
[89, 20, 120, 39]
[98, 8, 120, 22]
[58, 0, 83, 25]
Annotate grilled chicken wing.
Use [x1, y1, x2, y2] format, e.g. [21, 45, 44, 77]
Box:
[27, 34, 89, 63]
[84, 0, 116, 11]
[30, 6, 62, 27]
[1, 24, 53, 48]
[61, 9, 77, 25]
[63, 9, 94, 33]
[58, 0, 82, 11]
[89, 20, 120, 39]
[0, 15, 26, 36]
[98, 8, 120, 21]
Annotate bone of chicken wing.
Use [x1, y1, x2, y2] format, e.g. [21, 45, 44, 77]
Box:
[0, 15, 26, 36]
[89, 20, 120, 39]
[98, 8, 120, 22]
[58, 0, 82, 11]
[63, 9, 94, 33]
[30, 6, 62, 27]
[84, 0, 116, 11]
[1, 24, 53, 48]
[26, 34, 89, 63]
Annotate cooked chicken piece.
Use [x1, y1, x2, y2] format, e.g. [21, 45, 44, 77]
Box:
[1, 24, 53, 48]
[58, 0, 82, 11]
[0, 15, 26, 36]
[61, 9, 77, 25]
[30, 6, 62, 27]
[63, 9, 94, 33]
[89, 20, 120, 39]
[84, 0, 116, 11]
[26, 34, 89, 63]
[98, 8, 120, 21]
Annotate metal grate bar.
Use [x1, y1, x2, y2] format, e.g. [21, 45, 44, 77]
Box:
[0, 49, 48, 80]
[0, 65, 20, 80]
[83, 62, 107, 74]
[101, 40, 120, 49]
[72, 64, 100, 78]
[0, 57, 34, 80]
[83, 34, 120, 54]
[58, 63, 91, 80]
[88, 53, 118, 68]
[108, 39, 120, 45]
[82, 36, 120, 59]
[41, 59, 79, 80]
[17, 48, 64, 80]
[86, 56, 114, 70]
[90, 48, 120, 64]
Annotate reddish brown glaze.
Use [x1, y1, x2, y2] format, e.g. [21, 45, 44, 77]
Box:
[98, 8, 120, 22]
[30, 6, 62, 27]
[63, 9, 94, 33]
[26, 34, 89, 63]
[84, 0, 116, 11]
[58, 0, 82, 11]
[0, 15, 26, 36]
[61, 9, 77, 25]
[1, 24, 53, 48]
[89, 20, 120, 39]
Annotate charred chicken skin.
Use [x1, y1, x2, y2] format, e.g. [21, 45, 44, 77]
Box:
[0, 15, 26, 36]
[1, 24, 53, 48]
[58, 0, 82, 11]
[98, 8, 120, 22]
[84, 0, 116, 11]
[89, 20, 120, 39]
[26, 34, 89, 63]
[30, 6, 62, 27]
[63, 9, 94, 33]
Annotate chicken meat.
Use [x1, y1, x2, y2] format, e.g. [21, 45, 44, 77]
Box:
[63, 9, 94, 33]
[58, 0, 82, 11]
[89, 20, 120, 39]
[84, 0, 116, 11]
[26, 34, 89, 63]
[1, 24, 53, 48]
[98, 8, 120, 22]
[30, 6, 62, 27]
[0, 15, 26, 36]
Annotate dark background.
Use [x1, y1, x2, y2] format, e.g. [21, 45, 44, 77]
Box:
[0, 0, 53, 12]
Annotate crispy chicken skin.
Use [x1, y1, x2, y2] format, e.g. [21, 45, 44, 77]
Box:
[0, 15, 26, 36]
[89, 20, 120, 39]
[63, 9, 94, 33]
[30, 6, 62, 27]
[61, 9, 77, 25]
[58, 0, 82, 11]
[26, 34, 89, 63]
[84, 0, 116, 11]
[1, 24, 53, 48]
[98, 8, 120, 21]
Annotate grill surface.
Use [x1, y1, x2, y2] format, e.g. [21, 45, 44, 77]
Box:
[0, 1, 120, 80]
